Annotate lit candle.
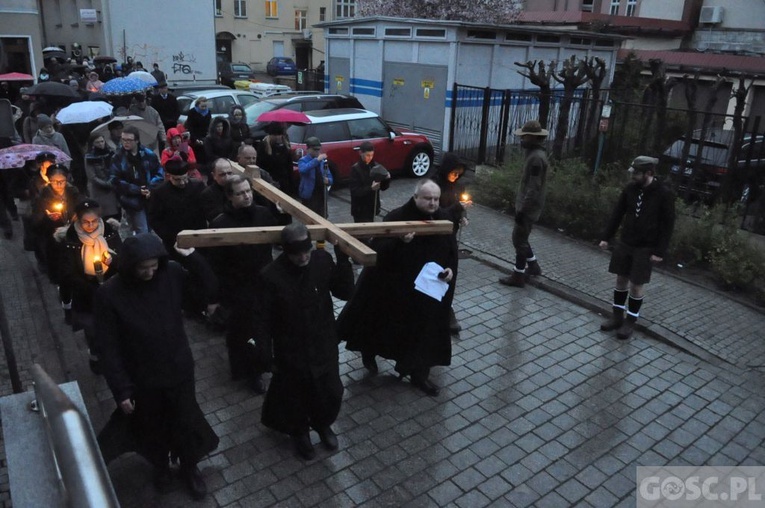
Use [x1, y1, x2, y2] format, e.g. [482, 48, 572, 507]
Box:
[459, 193, 470, 205]
[53, 202, 63, 211]
[93, 256, 103, 275]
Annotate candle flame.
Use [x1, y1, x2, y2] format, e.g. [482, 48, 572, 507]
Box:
[54, 203, 63, 211]
[460, 193, 470, 202]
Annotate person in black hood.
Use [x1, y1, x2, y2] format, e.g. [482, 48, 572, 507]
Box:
[203, 116, 235, 176]
[94, 233, 219, 500]
[228, 105, 251, 148]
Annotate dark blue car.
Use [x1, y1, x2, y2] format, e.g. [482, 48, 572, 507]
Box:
[266, 57, 297, 77]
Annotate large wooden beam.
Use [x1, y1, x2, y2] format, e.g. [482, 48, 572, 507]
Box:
[177, 220, 454, 248]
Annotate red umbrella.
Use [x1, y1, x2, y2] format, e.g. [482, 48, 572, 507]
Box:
[0, 72, 35, 82]
[256, 109, 311, 124]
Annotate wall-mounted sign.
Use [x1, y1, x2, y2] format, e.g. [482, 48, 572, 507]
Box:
[421, 80, 434, 89]
[393, 78, 405, 86]
[80, 9, 98, 23]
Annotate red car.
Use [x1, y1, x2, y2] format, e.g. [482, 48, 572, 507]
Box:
[286, 109, 434, 182]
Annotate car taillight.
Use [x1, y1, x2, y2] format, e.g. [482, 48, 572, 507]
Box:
[709, 166, 728, 175]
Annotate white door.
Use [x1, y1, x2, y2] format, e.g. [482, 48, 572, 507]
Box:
[273, 41, 284, 57]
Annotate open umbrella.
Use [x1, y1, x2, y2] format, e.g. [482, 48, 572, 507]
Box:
[56, 101, 113, 124]
[101, 77, 153, 96]
[25, 81, 80, 98]
[128, 71, 158, 86]
[0, 72, 35, 82]
[91, 115, 159, 147]
[93, 55, 117, 64]
[256, 109, 311, 124]
[0, 144, 72, 170]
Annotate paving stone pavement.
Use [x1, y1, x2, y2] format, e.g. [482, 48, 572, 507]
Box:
[0, 178, 763, 507]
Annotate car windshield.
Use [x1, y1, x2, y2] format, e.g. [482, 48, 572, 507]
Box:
[232, 65, 251, 73]
[244, 101, 279, 123]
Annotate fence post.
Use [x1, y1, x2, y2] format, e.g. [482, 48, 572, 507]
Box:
[449, 82, 458, 152]
[478, 87, 491, 164]
[496, 89, 512, 165]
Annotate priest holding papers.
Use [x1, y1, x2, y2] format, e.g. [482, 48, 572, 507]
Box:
[337, 179, 458, 396]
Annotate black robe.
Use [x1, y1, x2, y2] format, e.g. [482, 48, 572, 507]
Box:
[254, 250, 354, 435]
[95, 234, 219, 467]
[337, 198, 458, 371]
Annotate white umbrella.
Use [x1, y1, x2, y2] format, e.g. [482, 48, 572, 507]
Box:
[91, 115, 159, 147]
[128, 71, 158, 86]
[56, 101, 114, 125]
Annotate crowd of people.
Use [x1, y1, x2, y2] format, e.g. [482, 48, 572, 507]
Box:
[1, 75, 677, 501]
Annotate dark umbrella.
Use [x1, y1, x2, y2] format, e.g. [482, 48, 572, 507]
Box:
[93, 56, 117, 64]
[25, 81, 80, 98]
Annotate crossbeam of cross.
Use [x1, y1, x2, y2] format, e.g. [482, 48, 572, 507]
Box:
[176, 161, 453, 266]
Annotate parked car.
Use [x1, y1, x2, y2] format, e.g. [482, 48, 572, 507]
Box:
[266, 57, 297, 77]
[177, 89, 260, 124]
[663, 129, 765, 202]
[218, 62, 256, 88]
[286, 108, 434, 182]
[169, 84, 229, 95]
[244, 93, 365, 141]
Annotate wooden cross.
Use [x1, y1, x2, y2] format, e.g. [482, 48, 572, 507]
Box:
[176, 161, 453, 266]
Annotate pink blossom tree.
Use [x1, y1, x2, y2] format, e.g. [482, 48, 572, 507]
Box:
[356, 0, 523, 23]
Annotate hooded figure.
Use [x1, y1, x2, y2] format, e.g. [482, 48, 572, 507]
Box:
[203, 116, 235, 173]
[95, 233, 219, 500]
[228, 105, 250, 147]
[433, 152, 470, 233]
[161, 127, 201, 180]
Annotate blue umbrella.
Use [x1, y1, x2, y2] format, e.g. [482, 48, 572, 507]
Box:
[101, 77, 152, 96]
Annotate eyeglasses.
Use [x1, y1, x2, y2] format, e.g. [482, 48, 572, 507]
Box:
[50, 179, 67, 186]
[121, 137, 136, 142]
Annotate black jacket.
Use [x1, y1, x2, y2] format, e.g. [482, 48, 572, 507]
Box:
[337, 198, 457, 368]
[95, 234, 217, 403]
[151, 92, 180, 130]
[349, 159, 390, 219]
[147, 179, 207, 250]
[601, 178, 676, 258]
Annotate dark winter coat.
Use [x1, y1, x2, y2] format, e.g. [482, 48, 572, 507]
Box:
[85, 147, 120, 217]
[151, 92, 180, 131]
[257, 135, 295, 196]
[200, 182, 228, 223]
[108, 145, 163, 211]
[601, 178, 676, 259]
[147, 179, 207, 250]
[203, 117, 235, 172]
[337, 197, 457, 369]
[228, 105, 250, 147]
[208, 202, 276, 307]
[59, 221, 122, 315]
[434, 152, 468, 231]
[349, 159, 390, 221]
[95, 233, 218, 403]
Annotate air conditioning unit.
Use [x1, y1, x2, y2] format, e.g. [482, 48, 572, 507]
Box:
[699, 6, 724, 24]
[303, 29, 312, 40]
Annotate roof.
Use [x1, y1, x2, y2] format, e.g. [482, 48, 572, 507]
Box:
[316, 15, 624, 40]
[302, 108, 375, 122]
[517, 11, 691, 34]
[618, 49, 765, 75]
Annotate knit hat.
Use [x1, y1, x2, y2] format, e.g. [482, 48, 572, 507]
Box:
[629, 156, 659, 173]
[37, 114, 53, 128]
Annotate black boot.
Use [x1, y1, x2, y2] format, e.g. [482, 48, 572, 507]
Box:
[498, 271, 525, 288]
[526, 260, 542, 276]
[362, 352, 378, 375]
[180, 464, 207, 500]
[600, 308, 624, 331]
[449, 307, 461, 334]
[293, 432, 316, 460]
[316, 426, 338, 450]
[411, 370, 439, 397]
[616, 317, 636, 340]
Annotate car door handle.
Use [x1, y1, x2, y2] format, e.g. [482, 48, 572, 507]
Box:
[353, 146, 360, 151]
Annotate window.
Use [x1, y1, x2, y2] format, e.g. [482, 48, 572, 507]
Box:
[581, 0, 594, 12]
[214, 0, 222, 16]
[234, 0, 247, 17]
[467, 30, 496, 40]
[570, 37, 592, 46]
[415, 28, 446, 38]
[295, 9, 307, 30]
[537, 35, 561, 43]
[349, 118, 388, 140]
[265, 0, 277, 18]
[385, 27, 411, 37]
[238, 95, 258, 107]
[320, 7, 326, 21]
[328, 27, 349, 35]
[505, 33, 532, 42]
[609, 0, 620, 15]
[336, 0, 355, 19]
[352, 27, 375, 36]
[626, 0, 637, 16]
[312, 122, 349, 143]
[210, 95, 236, 114]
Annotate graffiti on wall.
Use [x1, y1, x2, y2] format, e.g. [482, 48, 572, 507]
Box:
[171, 51, 201, 75]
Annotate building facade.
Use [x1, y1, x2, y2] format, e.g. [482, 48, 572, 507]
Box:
[0, 0, 44, 76]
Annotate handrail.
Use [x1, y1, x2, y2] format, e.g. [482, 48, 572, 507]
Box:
[31, 364, 119, 508]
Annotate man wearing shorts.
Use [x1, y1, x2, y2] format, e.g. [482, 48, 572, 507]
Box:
[599, 156, 675, 340]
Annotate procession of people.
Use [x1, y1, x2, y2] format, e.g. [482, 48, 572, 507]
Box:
[1, 66, 678, 502]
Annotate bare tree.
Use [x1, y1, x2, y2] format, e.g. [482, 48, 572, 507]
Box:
[515, 59, 557, 129]
[722, 73, 755, 203]
[551, 55, 590, 159]
[640, 59, 678, 154]
[356, 0, 523, 23]
[582, 57, 608, 147]
[678, 72, 700, 180]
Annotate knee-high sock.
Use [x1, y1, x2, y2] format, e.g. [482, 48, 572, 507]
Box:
[613, 289, 628, 311]
[626, 294, 643, 322]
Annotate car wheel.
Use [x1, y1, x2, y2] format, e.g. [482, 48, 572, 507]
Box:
[408, 149, 432, 178]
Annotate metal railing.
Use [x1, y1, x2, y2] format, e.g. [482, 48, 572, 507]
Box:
[31, 364, 119, 508]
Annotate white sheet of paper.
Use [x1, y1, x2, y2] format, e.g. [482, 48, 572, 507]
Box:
[414, 262, 449, 302]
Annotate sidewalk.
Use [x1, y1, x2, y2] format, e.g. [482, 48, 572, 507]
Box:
[0, 180, 763, 507]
